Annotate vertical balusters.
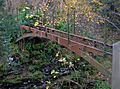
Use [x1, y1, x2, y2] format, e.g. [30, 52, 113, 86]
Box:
[52, 7, 55, 28]
[67, 7, 70, 44]
[43, 11, 46, 25]
[73, 10, 76, 34]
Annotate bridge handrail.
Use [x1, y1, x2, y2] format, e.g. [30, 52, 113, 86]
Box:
[44, 26, 112, 49]
[20, 25, 112, 56]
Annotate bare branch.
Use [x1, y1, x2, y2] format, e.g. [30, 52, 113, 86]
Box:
[98, 16, 120, 32]
[112, 11, 120, 17]
[63, 78, 83, 89]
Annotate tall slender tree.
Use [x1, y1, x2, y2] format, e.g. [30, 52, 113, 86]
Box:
[0, 0, 5, 59]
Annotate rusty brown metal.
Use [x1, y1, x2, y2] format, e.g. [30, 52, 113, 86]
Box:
[17, 25, 113, 77]
[16, 32, 112, 78]
[20, 25, 112, 56]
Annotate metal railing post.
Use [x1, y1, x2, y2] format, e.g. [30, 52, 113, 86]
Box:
[67, 7, 70, 44]
[73, 10, 76, 34]
[112, 41, 120, 89]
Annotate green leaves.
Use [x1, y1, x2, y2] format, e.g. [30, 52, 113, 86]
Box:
[17, 6, 43, 27]
[55, 21, 68, 31]
[95, 80, 111, 89]
[0, 0, 4, 8]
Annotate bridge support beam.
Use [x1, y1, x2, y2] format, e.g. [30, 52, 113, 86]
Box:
[112, 41, 120, 89]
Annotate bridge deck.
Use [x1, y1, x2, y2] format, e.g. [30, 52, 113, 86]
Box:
[16, 25, 112, 78]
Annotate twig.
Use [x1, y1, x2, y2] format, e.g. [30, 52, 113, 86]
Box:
[63, 78, 83, 89]
[112, 11, 120, 17]
[98, 15, 120, 32]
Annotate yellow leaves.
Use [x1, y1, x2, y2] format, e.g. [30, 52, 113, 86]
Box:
[64, 0, 77, 9]
[22, 7, 30, 12]
[29, 15, 34, 18]
[46, 81, 51, 84]
[41, 2, 49, 12]
[25, 14, 29, 19]
[55, 71, 59, 74]
[46, 81, 51, 89]
[34, 21, 39, 27]
[51, 70, 55, 74]
[92, 0, 103, 6]
[96, 20, 105, 24]
[88, 18, 94, 22]
[51, 70, 59, 78]
[76, 58, 80, 61]
[96, 21, 100, 24]
[25, 7, 30, 10]
[86, 12, 96, 22]
[51, 70, 59, 75]
[60, 0, 103, 24]
[25, 14, 34, 19]
[79, 1, 93, 16]
[55, 51, 60, 57]
[58, 58, 65, 62]
[53, 76, 57, 78]
[46, 86, 49, 89]
[22, 9, 25, 12]
[99, 20, 105, 23]
[87, 15, 93, 22]
[43, 6, 48, 12]
[58, 57, 68, 65]
[69, 62, 74, 68]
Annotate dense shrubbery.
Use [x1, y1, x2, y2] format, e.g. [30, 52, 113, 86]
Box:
[1, 39, 111, 88]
